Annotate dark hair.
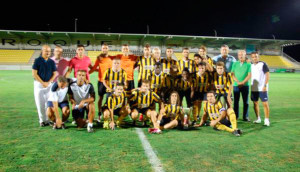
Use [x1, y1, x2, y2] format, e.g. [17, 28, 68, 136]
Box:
[183, 47, 189, 51]
[77, 44, 85, 49]
[122, 44, 129, 47]
[221, 44, 229, 48]
[116, 83, 124, 87]
[102, 43, 108, 46]
[142, 80, 151, 85]
[77, 69, 87, 73]
[166, 47, 173, 50]
[194, 53, 201, 58]
[144, 43, 151, 48]
[198, 62, 206, 67]
[155, 62, 162, 67]
[207, 90, 215, 95]
[251, 51, 259, 55]
[182, 68, 190, 74]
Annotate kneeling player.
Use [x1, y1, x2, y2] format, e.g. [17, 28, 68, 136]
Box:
[157, 91, 183, 132]
[47, 76, 70, 129]
[102, 83, 130, 130]
[196, 91, 242, 136]
[68, 70, 96, 132]
[130, 80, 164, 132]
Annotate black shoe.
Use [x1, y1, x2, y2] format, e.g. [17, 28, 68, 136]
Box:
[204, 121, 210, 126]
[191, 120, 197, 126]
[237, 129, 243, 135]
[232, 130, 240, 137]
[243, 118, 251, 122]
[40, 122, 50, 127]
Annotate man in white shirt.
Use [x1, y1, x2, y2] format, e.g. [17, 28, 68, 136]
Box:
[68, 70, 96, 132]
[250, 52, 270, 126]
[47, 76, 70, 129]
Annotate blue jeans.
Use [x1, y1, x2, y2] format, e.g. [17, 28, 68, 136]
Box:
[233, 86, 249, 119]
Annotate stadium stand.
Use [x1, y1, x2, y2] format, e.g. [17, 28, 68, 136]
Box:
[0, 50, 35, 64]
[259, 55, 295, 68]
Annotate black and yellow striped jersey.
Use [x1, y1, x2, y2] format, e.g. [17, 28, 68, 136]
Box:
[163, 104, 182, 120]
[194, 72, 212, 93]
[212, 71, 233, 94]
[161, 58, 177, 74]
[176, 59, 195, 74]
[130, 90, 161, 109]
[105, 92, 127, 110]
[203, 101, 226, 121]
[146, 71, 167, 94]
[103, 68, 127, 90]
[175, 78, 195, 91]
[137, 56, 155, 81]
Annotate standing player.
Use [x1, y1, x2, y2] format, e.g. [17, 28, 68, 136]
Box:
[161, 47, 177, 74]
[177, 48, 195, 74]
[196, 91, 242, 137]
[175, 68, 195, 108]
[164, 65, 179, 103]
[157, 91, 184, 132]
[89, 43, 112, 119]
[250, 52, 270, 126]
[198, 45, 213, 72]
[32, 45, 57, 127]
[136, 44, 155, 87]
[47, 76, 70, 129]
[152, 47, 162, 63]
[102, 83, 130, 130]
[117, 44, 138, 91]
[68, 70, 96, 132]
[103, 57, 128, 98]
[212, 62, 233, 108]
[65, 45, 92, 80]
[192, 62, 212, 125]
[147, 62, 167, 101]
[50, 46, 70, 82]
[130, 80, 164, 131]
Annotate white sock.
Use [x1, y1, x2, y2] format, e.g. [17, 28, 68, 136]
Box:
[257, 117, 261, 121]
[88, 123, 93, 127]
[265, 118, 269, 122]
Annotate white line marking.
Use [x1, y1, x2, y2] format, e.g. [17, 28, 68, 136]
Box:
[135, 128, 164, 172]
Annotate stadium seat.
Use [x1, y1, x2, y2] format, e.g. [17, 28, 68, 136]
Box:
[87, 51, 122, 63]
[0, 50, 34, 64]
[259, 55, 294, 68]
[174, 53, 195, 60]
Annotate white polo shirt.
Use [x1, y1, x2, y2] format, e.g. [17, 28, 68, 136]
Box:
[251, 61, 269, 92]
[48, 82, 68, 103]
[68, 81, 95, 105]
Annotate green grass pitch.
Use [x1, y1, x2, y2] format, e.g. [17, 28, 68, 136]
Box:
[0, 71, 299, 171]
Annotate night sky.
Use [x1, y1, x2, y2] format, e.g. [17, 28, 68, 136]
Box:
[1, 0, 299, 60]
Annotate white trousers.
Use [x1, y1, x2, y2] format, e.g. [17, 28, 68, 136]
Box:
[33, 81, 52, 123]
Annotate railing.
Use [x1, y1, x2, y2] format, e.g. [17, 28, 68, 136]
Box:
[282, 52, 300, 65]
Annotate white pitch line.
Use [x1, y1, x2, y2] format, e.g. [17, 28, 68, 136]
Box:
[135, 128, 164, 172]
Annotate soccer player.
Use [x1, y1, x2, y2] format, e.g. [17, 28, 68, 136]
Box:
[213, 44, 236, 72]
[250, 51, 270, 126]
[196, 91, 242, 137]
[117, 44, 138, 91]
[65, 45, 92, 80]
[152, 47, 162, 63]
[177, 48, 195, 74]
[174, 68, 195, 108]
[161, 47, 177, 74]
[212, 61, 233, 108]
[231, 50, 251, 121]
[198, 45, 213, 72]
[130, 80, 164, 131]
[192, 62, 212, 125]
[103, 57, 128, 98]
[193, 53, 202, 75]
[147, 62, 167, 100]
[32, 45, 57, 127]
[136, 44, 155, 87]
[102, 83, 130, 130]
[89, 43, 112, 119]
[68, 70, 96, 132]
[47, 76, 70, 129]
[164, 64, 180, 103]
[157, 91, 184, 131]
[50, 46, 70, 82]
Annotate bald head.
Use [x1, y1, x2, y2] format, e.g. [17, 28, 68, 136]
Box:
[41, 45, 51, 59]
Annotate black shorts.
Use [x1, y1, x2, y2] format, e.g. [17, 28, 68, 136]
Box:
[179, 89, 192, 107]
[137, 108, 151, 115]
[102, 106, 122, 116]
[72, 107, 89, 120]
[251, 91, 268, 102]
[219, 118, 231, 127]
[47, 101, 69, 109]
[160, 117, 172, 126]
[98, 81, 107, 97]
[193, 92, 207, 101]
[127, 80, 135, 91]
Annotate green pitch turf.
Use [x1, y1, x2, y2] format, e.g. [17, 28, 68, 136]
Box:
[0, 71, 299, 171]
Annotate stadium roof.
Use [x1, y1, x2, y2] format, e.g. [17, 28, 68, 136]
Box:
[0, 30, 299, 47]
